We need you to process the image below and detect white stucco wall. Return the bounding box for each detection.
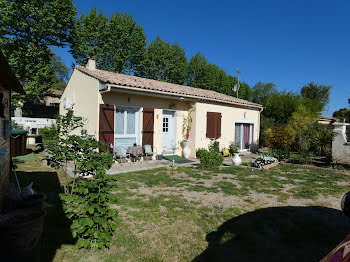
[194,102,261,152]
[332,123,350,164]
[59,69,100,136]
[99,90,191,156]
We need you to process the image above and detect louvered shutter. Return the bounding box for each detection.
[206,112,216,138]
[99,104,114,151]
[217,113,222,138]
[142,108,154,146]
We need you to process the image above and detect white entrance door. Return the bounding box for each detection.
[162,111,176,153]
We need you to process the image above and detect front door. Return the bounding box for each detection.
[235,123,253,150]
[162,111,176,153]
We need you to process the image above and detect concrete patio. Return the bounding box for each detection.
[106,151,257,175]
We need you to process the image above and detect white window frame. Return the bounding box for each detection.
[235,123,254,151]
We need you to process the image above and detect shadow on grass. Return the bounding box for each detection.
[193,206,350,262]
[15,171,76,262]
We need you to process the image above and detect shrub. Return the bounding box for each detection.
[40,124,58,144]
[198,150,223,170]
[228,141,240,155]
[196,148,207,158]
[241,162,252,167]
[267,149,290,161]
[208,140,220,153]
[45,112,116,249]
[252,155,278,168]
[291,153,313,164]
[264,126,296,151]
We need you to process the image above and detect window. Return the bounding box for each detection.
[206,112,221,139]
[235,123,253,150]
[163,117,169,132]
[346,126,350,142]
[115,108,139,151]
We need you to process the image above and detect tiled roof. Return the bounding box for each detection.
[76,65,262,109]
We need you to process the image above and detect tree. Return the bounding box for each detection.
[0,0,76,104]
[51,54,70,91]
[251,82,277,104]
[333,108,350,123]
[300,82,331,113]
[70,8,146,74]
[137,36,188,85]
[187,52,252,100]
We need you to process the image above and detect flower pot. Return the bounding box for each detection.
[182,140,191,158]
[232,153,242,166]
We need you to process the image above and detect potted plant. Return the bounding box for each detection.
[229,142,241,166]
[182,107,195,158]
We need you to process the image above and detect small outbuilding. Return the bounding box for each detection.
[0,49,25,210]
[60,59,263,157]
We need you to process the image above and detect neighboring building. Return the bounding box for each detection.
[317,115,338,125]
[332,122,350,164]
[60,59,263,157]
[0,49,25,210]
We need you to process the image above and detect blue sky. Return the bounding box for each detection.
[56,0,350,116]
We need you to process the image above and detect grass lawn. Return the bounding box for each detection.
[13,153,350,262]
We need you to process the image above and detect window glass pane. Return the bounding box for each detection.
[235,124,242,149]
[126,109,136,134]
[114,137,136,153]
[116,109,124,134]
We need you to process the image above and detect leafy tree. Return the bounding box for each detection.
[251,82,278,104]
[0,0,76,105]
[187,52,252,100]
[51,54,70,91]
[300,82,331,113]
[70,8,146,74]
[46,112,116,249]
[333,108,350,123]
[137,36,188,85]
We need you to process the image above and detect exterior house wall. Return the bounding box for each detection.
[0,85,11,211]
[60,69,100,136]
[194,102,260,151]
[332,123,350,164]
[98,91,191,156]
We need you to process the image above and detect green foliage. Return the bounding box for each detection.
[195,148,207,159]
[264,126,296,152]
[228,141,240,155]
[45,112,116,249]
[267,149,290,161]
[301,82,331,114]
[137,36,188,84]
[50,54,70,90]
[187,52,252,100]
[39,124,58,144]
[0,0,76,105]
[294,122,335,156]
[70,8,146,74]
[333,108,350,123]
[208,140,220,153]
[198,150,224,170]
[291,153,313,164]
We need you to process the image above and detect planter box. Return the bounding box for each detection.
[261,162,279,170]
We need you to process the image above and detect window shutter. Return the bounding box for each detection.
[206,112,216,138]
[217,113,221,139]
[99,104,115,152]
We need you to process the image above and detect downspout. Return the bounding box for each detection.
[258,107,264,150]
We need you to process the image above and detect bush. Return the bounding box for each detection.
[208,140,220,153]
[40,124,58,144]
[252,155,278,168]
[198,150,223,170]
[264,125,296,151]
[291,153,313,164]
[196,148,207,159]
[228,141,240,155]
[267,149,290,161]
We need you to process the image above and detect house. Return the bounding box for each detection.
[317,115,338,125]
[0,49,25,210]
[60,59,263,157]
[332,122,350,164]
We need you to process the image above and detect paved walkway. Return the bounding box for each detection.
[107,151,257,175]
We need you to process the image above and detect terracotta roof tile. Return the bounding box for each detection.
[76,65,262,109]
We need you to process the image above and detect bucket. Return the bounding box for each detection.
[0,208,46,260]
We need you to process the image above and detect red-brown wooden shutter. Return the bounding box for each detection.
[99,104,114,151]
[142,108,154,146]
[217,113,222,138]
[206,112,221,139]
[206,112,216,138]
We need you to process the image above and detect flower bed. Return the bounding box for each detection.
[252,155,279,169]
